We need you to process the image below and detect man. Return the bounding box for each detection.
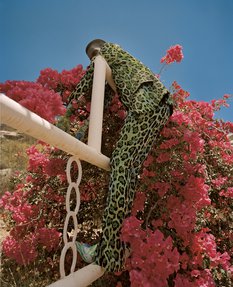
[69,39,173,272]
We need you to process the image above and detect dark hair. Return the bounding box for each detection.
[85,39,106,59]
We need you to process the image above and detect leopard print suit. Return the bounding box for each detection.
[68,42,173,272]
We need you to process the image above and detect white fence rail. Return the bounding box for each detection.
[0,55,116,286]
[0,93,110,171]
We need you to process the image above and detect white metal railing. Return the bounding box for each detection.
[0,94,110,171]
[0,55,116,287]
[88,56,116,152]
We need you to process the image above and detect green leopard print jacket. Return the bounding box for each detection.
[68,42,170,111]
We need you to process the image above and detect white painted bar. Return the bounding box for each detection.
[48,264,105,287]
[87,56,116,152]
[0,94,110,171]
[87,56,106,152]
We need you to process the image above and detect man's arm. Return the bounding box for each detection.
[68,59,95,103]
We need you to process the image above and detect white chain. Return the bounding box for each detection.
[60,156,82,278]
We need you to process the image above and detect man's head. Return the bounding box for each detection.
[85,39,106,60]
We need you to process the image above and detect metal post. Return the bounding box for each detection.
[87,55,116,153]
[87,56,106,152]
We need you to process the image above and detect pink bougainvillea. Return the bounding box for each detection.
[0,81,66,123]
[1,44,232,286]
[160,44,184,64]
[2,235,38,265]
[36,228,61,252]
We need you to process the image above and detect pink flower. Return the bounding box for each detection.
[143,155,154,167]
[37,65,85,91]
[156,152,171,163]
[180,176,211,210]
[120,216,145,244]
[131,192,146,215]
[168,198,196,245]
[62,90,71,102]
[151,181,171,197]
[195,269,216,287]
[211,98,230,111]
[151,218,163,228]
[174,274,196,287]
[170,111,191,126]
[219,187,233,198]
[141,168,156,178]
[86,101,91,112]
[0,81,65,123]
[195,101,214,120]
[161,126,182,138]
[129,270,150,287]
[12,203,38,224]
[44,158,66,176]
[71,99,79,109]
[212,176,228,189]
[161,44,184,64]
[191,229,231,271]
[179,252,190,270]
[171,81,190,104]
[36,228,61,252]
[36,68,60,90]
[191,270,201,278]
[126,229,180,287]
[26,145,49,174]
[183,130,205,159]
[159,138,180,149]
[2,235,38,265]
[117,109,127,120]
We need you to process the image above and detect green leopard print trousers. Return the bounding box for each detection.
[95,91,172,272]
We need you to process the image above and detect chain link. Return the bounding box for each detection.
[60,156,82,278]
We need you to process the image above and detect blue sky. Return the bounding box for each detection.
[1,0,232,122]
